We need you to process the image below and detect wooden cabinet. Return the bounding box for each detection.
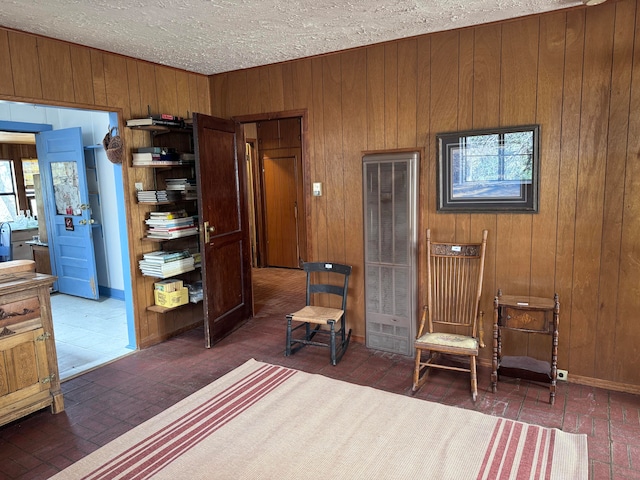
[491,291,560,405]
[0,270,63,426]
[28,242,52,275]
[11,228,38,261]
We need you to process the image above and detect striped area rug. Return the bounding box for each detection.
[53,359,588,479]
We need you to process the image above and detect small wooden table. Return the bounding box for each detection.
[492,291,560,405]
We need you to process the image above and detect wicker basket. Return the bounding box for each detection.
[102,127,123,164]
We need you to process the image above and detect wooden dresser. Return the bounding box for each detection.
[0,261,63,426]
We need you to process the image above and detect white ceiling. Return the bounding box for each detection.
[0,0,585,76]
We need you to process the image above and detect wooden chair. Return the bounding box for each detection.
[413,229,488,401]
[285,262,352,365]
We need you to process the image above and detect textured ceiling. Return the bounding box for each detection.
[0,0,584,75]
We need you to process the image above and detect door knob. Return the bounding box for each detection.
[204,221,216,243]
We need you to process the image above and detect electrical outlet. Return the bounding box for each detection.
[557,369,568,381]
[135,182,143,191]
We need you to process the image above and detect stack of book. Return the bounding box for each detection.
[165,178,197,200]
[132,151,180,166]
[138,250,195,278]
[145,210,198,239]
[127,114,184,128]
[136,190,181,203]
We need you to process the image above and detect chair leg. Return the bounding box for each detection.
[412,349,424,391]
[470,355,478,402]
[285,316,293,356]
[329,320,337,366]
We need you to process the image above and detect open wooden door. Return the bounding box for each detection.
[194,113,253,348]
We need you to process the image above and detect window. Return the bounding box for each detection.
[21,158,40,215]
[0,160,18,222]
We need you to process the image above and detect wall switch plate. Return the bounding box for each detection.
[135,182,143,191]
[557,369,568,381]
[312,182,322,196]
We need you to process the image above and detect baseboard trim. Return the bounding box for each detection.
[565,373,640,395]
[477,357,640,395]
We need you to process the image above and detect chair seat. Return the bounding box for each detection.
[415,332,478,354]
[290,305,344,325]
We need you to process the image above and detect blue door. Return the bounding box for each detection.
[36,127,99,299]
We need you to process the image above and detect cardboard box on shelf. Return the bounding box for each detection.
[154,287,188,308]
[154,279,184,292]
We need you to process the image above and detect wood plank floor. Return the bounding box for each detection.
[0,267,638,479]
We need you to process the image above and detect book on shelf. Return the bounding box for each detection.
[139,260,196,278]
[142,250,191,263]
[127,115,184,128]
[139,255,194,269]
[148,210,189,219]
[146,227,198,239]
[132,152,180,163]
[136,190,182,202]
[140,256,193,267]
[145,215,194,226]
[165,178,197,191]
[147,224,197,235]
[136,146,176,154]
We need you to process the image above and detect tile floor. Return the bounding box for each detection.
[0,268,638,479]
[50,293,133,380]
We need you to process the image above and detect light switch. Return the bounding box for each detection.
[135,182,143,191]
[312,182,322,196]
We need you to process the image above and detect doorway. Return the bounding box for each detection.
[0,99,135,379]
[241,115,307,270]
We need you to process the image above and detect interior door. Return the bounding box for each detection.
[263,155,299,268]
[194,113,253,348]
[36,127,99,299]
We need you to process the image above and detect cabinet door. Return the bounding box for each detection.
[0,328,51,410]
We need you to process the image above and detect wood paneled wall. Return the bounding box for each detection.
[210,0,640,390]
[0,28,211,348]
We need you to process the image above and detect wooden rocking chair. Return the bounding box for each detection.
[413,229,488,401]
[285,262,352,365]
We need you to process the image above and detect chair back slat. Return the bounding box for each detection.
[426,230,488,336]
[303,262,352,311]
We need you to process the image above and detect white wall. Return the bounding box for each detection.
[0,101,124,291]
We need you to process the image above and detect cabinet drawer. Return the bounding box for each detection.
[0,295,41,331]
[501,307,549,332]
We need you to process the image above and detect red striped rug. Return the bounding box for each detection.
[53,359,588,479]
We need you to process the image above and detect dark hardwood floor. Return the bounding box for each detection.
[0,267,638,479]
